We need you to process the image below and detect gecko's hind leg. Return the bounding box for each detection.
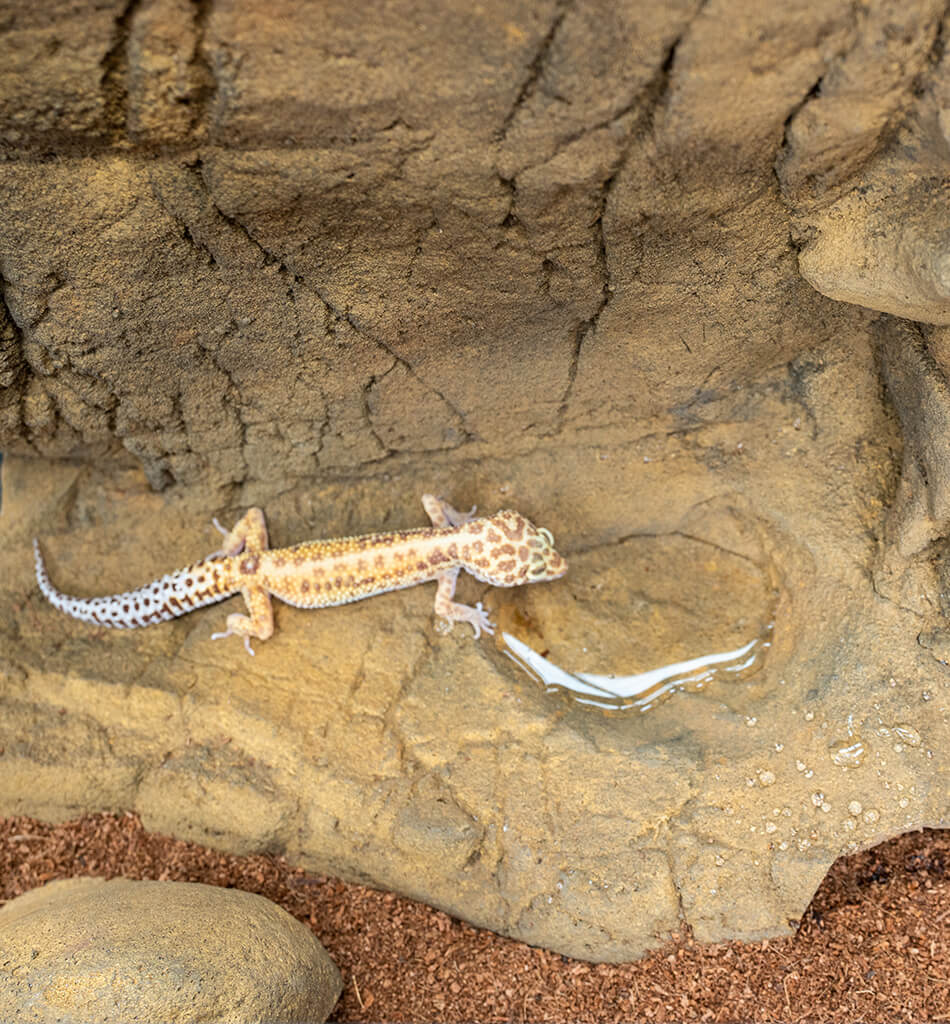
[211,585,274,655]
[421,494,477,529]
[211,507,270,558]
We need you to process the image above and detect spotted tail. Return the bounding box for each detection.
[33,540,240,630]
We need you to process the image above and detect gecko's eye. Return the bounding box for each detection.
[537,527,554,546]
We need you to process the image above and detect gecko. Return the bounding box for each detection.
[33,494,567,654]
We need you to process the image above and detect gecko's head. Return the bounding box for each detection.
[464,510,567,587]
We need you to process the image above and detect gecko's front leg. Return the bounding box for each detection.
[422,494,494,637]
[421,493,476,528]
[431,568,494,638]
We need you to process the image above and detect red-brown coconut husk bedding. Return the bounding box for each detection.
[1,812,947,1022]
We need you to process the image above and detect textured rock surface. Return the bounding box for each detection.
[0,877,341,1022]
[781,0,950,324]
[1,0,948,962]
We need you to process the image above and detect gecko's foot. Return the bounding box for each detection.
[423,494,478,528]
[210,628,256,656]
[447,502,478,526]
[437,601,494,639]
[208,518,229,558]
[469,601,495,639]
[210,515,248,558]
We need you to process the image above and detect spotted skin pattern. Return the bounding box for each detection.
[33,495,567,655]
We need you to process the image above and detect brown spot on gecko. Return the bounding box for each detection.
[486,530,502,543]
[473,540,483,554]
[498,543,515,556]
[519,545,529,561]
[301,580,310,592]
[499,516,526,541]
[468,521,484,534]
[240,555,259,574]
[496,559,516,572]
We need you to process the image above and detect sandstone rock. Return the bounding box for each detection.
[0,877,341,1023]
[0,0,864,486]
[796,175,950,326]
[782,3,950,325]
[0,0,948,965]
[2,329,947,962]
[877,322,950,557]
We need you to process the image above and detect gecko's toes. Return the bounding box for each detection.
[471,601,495,638]
[211,516,247,556]
[211,627,256,655]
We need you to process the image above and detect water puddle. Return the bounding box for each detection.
[495,517,778,714]
[502,626,772,713]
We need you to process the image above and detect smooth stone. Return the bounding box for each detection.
[0,877,341,1023]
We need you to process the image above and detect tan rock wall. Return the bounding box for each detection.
[1,0,948,962]
[6,0,936,488]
